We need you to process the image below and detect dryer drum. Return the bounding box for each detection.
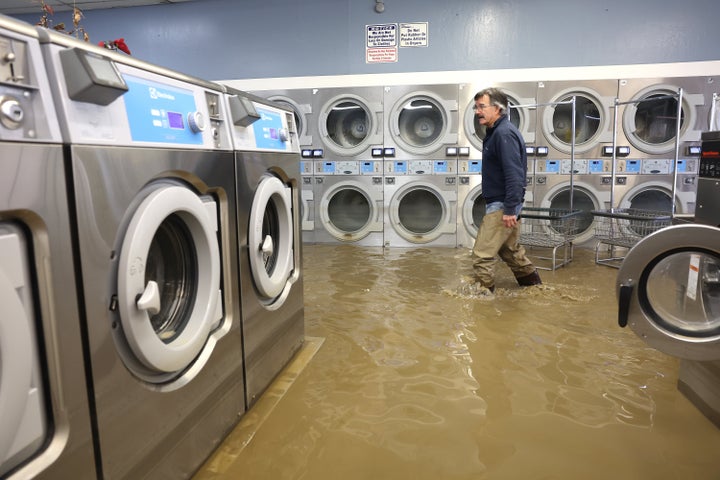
[398,188,443,234]
[327,188,371,233]
[398,99,444,147]
[327,101,369,148]
[552,95,601,146]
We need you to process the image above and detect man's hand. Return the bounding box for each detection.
[502,214,518,228]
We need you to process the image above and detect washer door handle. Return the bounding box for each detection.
[137,280,161,316]
[261,235,274,258]
[618,283,633,328]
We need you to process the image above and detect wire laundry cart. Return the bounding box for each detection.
[518,207,583,270]
[591,88,683,268]
[592,208,673,268]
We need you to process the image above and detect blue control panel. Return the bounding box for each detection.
[253,107,285,150]
[589,160,604,173]
[321,161,335,174]
[361,161,375,174]
[123,75,202,145]
[468,160,482,173]
[393,161,407,174]
[625,160,641,173]
[434,160,448,173]
[544,160,560,173]
[677,159,687,172]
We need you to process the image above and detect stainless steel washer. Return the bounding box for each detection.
[0,15,96,479]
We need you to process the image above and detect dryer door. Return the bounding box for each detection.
[249,174,295,307]
[117,185,222,375]
[0,227,46,476]
[617,224,720,361]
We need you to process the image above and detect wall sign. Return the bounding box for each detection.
[399,22,428,47]
[366,23,398,63]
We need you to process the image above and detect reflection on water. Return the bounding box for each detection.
[196,246,720,480]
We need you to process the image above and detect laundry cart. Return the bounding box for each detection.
[592,208,673,268]
[518,207,582,270]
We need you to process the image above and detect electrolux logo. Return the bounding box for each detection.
[148,86,176,101]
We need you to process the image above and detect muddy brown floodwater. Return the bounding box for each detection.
[196,245,720,480]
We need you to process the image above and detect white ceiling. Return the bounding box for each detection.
[0,0,197,15]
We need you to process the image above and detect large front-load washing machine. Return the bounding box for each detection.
[383,84,459,162]
[617,223,720,426]
[313,159,384,246]
[383,159,458,247]
[0,15,96,479]
[39,30,245,479]
[534,80,619,244]
[252,88,316,243]
[225,90,305,408]
[613,76,712,215]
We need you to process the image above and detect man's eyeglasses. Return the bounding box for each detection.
[474,104,495,111]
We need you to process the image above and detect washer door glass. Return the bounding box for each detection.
[552,94,600,147]
[326,100,370,149]
[249,175,294,305]
[633,93,683,145]
[398,187,443,234]
[644,251,720,336]
[328,187,371,233]
[398,97,445,148]
[118,186,221,375]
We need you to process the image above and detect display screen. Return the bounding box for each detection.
[167,112,184,129]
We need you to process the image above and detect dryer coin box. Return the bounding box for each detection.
[228,95,261,127]
[59,48,128,105]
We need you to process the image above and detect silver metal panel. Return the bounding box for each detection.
[678,359,720,428]
[383,159,458,248]
[0,145,97,480]
[70,147,244,479]
[613,77,714,214]
[235,150,305,407]
[313,160,384,246]
[383,84,459,162]
[312,86,384,159]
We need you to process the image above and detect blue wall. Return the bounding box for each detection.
[14,0,720,80]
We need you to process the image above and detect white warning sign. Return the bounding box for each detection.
[366,47,398,63]
[400,22,428,47]
[366,24,397,48]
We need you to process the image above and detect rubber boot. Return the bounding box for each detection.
[515,269,542,287]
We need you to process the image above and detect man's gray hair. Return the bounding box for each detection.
[474,87,508,113]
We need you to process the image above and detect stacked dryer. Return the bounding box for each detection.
[456,82,538,249]
[382,84,459,247]
[39,28,245,479]
[613,76,713,215]
[225,89,305,408]
[310,86,385,246]
[251,88,316,243]
[534,79,619,244]
[0,15,96,479]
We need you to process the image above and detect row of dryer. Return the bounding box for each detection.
[1,15,303,480]
[253,75,719,248]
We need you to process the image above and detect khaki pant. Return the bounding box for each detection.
[472,210,536,287]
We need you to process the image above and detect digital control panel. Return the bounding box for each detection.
[123,75,203,145]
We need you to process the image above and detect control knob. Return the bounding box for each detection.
[278,128,289,142]
[187,111,206,133]
[0,96,24,129]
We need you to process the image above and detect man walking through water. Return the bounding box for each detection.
[471,87,542,293]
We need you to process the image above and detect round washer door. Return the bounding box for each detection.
[249,174,295,305]
[617,224,720,361]
[319,180,382,242]
[389,91,455,155]
[541,87,612,154]
[0,228,45,474]
[118,185,221,374]
[389,181,456,243]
